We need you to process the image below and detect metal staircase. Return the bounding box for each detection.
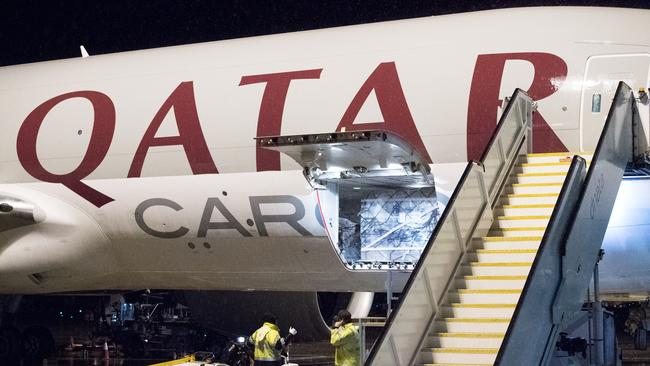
[365,82,642,366]
[422,151,591,365]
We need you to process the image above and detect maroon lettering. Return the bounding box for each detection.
[467,52,568,160]
[336,62,432,163]
[17,91,115,207]
[240,69,322,171]
[128,81,218,177]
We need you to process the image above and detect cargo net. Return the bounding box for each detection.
[338,187,439,264]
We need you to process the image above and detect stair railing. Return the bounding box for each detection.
[364,89,533,366]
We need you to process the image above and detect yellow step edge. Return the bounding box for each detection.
[436,332,505,338]
[515,172,568,177]
[429,348,499,354]
[481,236,543,241]
[450,303,517,308]
[463,275,527,280]
[474,249,537,254]
[501,203,555,208]
[525,151,592,157]
[511,182,563,187]
[457,289,522,294]
[521,161,571,167]
[491,227,546,231]
[520,160,591,167]
[505,193,559,198]
[468,262,533,267]
[497,215,551,220]
[443,318,511,323]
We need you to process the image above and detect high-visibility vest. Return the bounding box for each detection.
[251,322,282,361]
[331,323,360,366]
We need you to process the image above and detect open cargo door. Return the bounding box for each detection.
[256,130,438,269]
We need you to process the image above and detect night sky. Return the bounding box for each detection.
[1,0,649,67]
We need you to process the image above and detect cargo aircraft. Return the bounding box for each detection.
[0,5,649,357]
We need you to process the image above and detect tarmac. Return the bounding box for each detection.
[39,341,335,366]
[35,332,650,366]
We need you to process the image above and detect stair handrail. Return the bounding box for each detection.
[478,89,534,206]
[364,89,533,366]
[495,81,639,365]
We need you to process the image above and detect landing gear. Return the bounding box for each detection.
[0,326,22,365]
[21,325,55,363]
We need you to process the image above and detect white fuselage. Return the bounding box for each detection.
[0,7,648,295]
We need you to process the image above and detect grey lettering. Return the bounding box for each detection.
[198,197,252,237]
[249,195,312,236]
[135,198,189,238]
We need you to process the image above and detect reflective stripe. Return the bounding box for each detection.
[255,356,281,361]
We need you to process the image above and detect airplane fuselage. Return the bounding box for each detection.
[0,6,649,296]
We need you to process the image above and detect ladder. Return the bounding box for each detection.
[365,82,641,366]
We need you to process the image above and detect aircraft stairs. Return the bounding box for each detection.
[365,82,643,366]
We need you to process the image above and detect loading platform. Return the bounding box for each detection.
[365,82,643,365]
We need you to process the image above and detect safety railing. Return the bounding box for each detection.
[358,317,387,362]
[495,81,639,365]
[364,89,533,366]
[480,89,534,207]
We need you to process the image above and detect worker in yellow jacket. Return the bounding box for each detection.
[330,309,360,366]
[249,312,297,366]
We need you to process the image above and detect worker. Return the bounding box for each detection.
[330,309,360,366]
[249,312,297,366]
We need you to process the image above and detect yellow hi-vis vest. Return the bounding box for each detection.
[331,322,360,366]
[251,322,282,361]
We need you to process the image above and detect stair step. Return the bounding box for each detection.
[497,203,555,216]
[500,193,559,205]
[488,227,546,237]
[443,303,517,318]
[434,317,511,333]
[508,182,563,194]
[520,151,592,164]
[429,332,505,349]
[423,347,499,364]
[468,249,537,262]
[457,275,527,290]
[451,289,522,304]
[494,215,551,228]
[473,236,542,250]
[510,171,567,184]
[462,262,533,276]
[516,161,573,173]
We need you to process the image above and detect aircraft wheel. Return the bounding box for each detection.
[635,328,647,350]
[0,325,22,364]
[21,325,55,362]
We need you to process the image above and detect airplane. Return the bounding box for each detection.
[0,5,649,358]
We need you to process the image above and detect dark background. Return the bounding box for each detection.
[1,0,649,67]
